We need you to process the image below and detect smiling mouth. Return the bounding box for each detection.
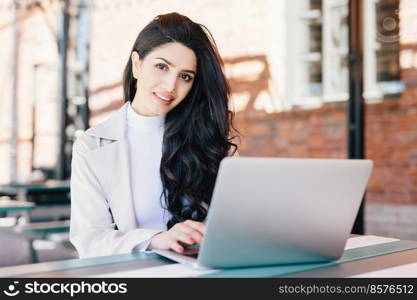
[153,92,175,103]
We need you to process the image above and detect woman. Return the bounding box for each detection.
[70,12,238,258]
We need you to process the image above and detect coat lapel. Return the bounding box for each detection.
[85,103,138,232]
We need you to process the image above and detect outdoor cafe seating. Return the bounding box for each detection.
[0,180,77,266]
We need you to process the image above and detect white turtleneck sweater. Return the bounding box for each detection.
[127,104,171,232]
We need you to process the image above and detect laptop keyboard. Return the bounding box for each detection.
[182,247,199,258]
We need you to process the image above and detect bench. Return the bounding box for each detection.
[13,220,71,263]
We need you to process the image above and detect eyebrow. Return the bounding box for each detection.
[155,57,196,75]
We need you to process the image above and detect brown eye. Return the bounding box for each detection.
[155,63,168,71]
[181,74,193,82]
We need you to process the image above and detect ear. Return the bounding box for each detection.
[131,51,141,79]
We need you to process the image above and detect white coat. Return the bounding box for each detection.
[70,103,162,258]
[70,102,237,258]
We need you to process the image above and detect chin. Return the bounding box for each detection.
[157,103,177,114]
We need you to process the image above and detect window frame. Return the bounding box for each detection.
[286,0,403,109]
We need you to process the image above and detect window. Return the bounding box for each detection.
[286,0,403,109]
[364,0,403,101]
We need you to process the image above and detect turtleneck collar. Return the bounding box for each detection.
[127,103,166,133]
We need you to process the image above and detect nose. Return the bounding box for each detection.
[162,73,177,94]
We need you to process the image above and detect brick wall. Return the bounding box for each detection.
[235,103,347,158]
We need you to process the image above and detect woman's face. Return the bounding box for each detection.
[131,42,197,116]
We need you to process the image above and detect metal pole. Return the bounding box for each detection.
[57,0,70,180]
[31,64,39,172]
[77,0,90,129]
[10,0,20,183]
[348,0,365,234]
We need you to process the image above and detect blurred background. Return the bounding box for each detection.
[0,0,416,267]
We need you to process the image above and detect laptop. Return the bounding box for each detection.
[154,157,373,269]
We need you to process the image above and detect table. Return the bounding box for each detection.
[0,181,71,264]
[0,197,35,224]
[0,235,416,278]
[0,180,70,205]
[0,180,70,223]
[0,198,35,214]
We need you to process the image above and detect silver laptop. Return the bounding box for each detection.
[154,157,373,269]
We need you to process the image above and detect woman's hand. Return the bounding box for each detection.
[149,220,205,253]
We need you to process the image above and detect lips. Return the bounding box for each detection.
[153,92,175,103]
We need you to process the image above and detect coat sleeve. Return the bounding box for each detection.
[69,136,161,258]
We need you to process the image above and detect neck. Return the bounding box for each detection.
[127,102,165,132]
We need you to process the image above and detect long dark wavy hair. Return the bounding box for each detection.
[122,12,238,229]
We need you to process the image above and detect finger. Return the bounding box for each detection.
[174,224,204,243]
[184,220,206,235]
[170,240,184,253]
[171,229,196,245]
